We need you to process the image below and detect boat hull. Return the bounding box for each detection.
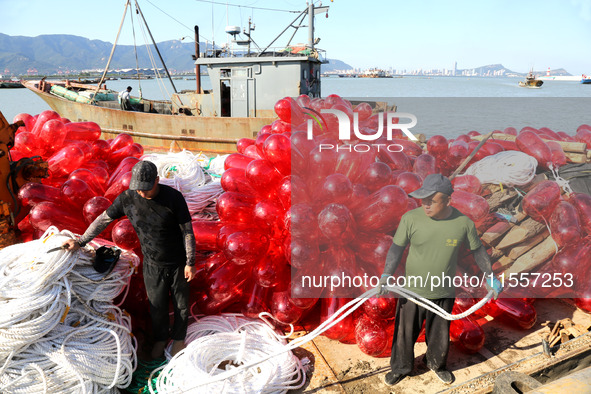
[0,81,24,89]
[518,80,543,88]
[24,81,275,154]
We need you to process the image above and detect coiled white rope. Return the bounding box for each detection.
[0,227,138,394]
[208,154,230,177]
[150,287,493,393]
[183,182,224,219]
[142,151,224,218]
[464,151,538,186]
[151,315,305,394]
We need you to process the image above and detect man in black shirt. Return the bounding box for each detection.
[63,160,196,359]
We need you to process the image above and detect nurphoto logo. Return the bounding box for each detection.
[305,109,418,152]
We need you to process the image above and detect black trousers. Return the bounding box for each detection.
[143,262,190,342]
[390,297,455,374]
[120,100,132,111]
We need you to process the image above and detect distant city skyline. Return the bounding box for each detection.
[1,0,589,75]
[324,63,572,77]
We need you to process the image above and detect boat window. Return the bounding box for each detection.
[220,69,231,78]
[233,68,248,77]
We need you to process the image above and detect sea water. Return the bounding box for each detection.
[1,76,589,139]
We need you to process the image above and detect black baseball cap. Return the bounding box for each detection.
[129,161,158,191]
[409,173,454,199]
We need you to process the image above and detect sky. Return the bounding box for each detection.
[1,0,590,75]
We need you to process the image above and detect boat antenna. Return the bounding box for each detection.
[226,2,230,53]
[243,17,263,54]
[93,0,131,99]
[211,3,215,55]
[134,0,178,93]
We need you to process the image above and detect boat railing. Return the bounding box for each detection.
[202,46,326,62]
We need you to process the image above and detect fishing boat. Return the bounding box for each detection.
[518,69,543,88]
[359,68,392,78]
[582,74,591,84]
[23,1,337,155]
[0,80,24,89]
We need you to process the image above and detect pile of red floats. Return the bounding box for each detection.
[185,94,546,357]
[13,100,591,358]
[12,110,143,253]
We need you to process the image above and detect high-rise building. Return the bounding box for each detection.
[453,61,457,76]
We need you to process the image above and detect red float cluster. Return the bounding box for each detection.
[13,110,143,248]
[187,95,556,357]
[520,181,591,307]
[14,105,591,358]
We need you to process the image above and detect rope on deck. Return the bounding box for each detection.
[148,289,493,393]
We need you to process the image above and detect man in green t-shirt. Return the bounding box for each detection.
[377,173,502,386]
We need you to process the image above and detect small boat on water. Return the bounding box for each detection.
[518,69,543,88]
[0,80,24,89]
[581,74,591,84]
[359,68,392,78]
[24,1,356,155]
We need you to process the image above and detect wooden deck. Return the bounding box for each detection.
[291,298,591,393]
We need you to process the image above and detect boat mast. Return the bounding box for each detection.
[258,7,308,56]
[308,2,314,50]
[195,26,201,93]
[134,0,178,93]
[92,0,131,99]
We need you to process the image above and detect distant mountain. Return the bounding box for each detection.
[0,33,211,75]
[536,68,571,76]
[459,63,572,77]
[322,58,353,72]
[0,33,352,75]
[0,34,572,78]
[468,63,511,75]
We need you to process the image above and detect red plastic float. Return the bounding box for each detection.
[450,190,489,222]
[549,201,582,247]
[522,180,561,223]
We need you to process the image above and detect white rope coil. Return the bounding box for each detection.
[464,151,538,186]
[208,154,229,177]
[182,182,224,219]
[149,288,492,393]
[0,227,138,394]
[151,314,305,394]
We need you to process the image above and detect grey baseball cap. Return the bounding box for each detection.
[409,173,454,199]
[129,161,158,191]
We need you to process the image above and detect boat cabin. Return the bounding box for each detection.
[172,50,323,118]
